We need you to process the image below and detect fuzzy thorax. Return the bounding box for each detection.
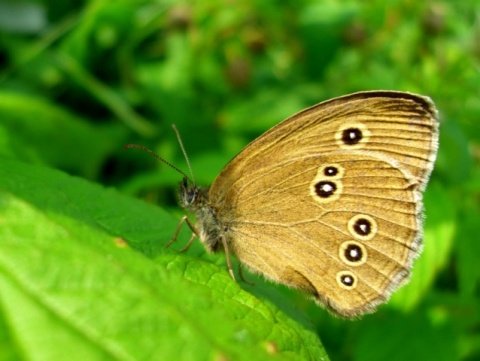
[179,177,225,253]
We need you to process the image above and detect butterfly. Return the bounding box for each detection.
[127,91,439,317]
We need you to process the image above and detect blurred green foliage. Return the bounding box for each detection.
[0,0,479,360]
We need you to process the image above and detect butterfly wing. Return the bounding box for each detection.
[208,91,439,317]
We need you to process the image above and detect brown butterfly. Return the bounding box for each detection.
[127,91,439,317]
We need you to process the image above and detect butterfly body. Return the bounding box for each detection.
[179,91,439,317]
[179,178,223,253]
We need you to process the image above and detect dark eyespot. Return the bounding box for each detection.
[342,127,363,145]
[344,244,363,263]
[324,166,338,177]
[340,274,354,287]
[315,181,336,198]
[353,217,372,236]
[348,215,377,241]
[337,271,358,289]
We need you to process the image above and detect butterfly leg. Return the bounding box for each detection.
[165,215,200,248]
[179,233,197,252]
[221,235,236,281]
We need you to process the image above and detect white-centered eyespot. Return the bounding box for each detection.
[310,179,343,203]
[335,122,371,149]
[339,241,367,266]
[319,163,344,179]
[347,214,378,241]
[336,271,358,290]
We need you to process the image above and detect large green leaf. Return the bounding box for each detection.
[0,158,328,361]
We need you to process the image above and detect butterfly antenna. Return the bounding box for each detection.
[123,144,192,181]
[171,124,196,185]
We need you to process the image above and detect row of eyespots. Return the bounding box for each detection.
[332,122,374,290]
[309,122,374,290]
[310,161,378,290]
[311,121,369,203]
[337,210,378,289]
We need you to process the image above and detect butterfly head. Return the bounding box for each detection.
[179,176,208,212]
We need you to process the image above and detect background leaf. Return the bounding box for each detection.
[0,158,327,361]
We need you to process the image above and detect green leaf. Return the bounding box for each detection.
[0,158,328,361]
[354,312,458,361]
[0,91,122,178]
